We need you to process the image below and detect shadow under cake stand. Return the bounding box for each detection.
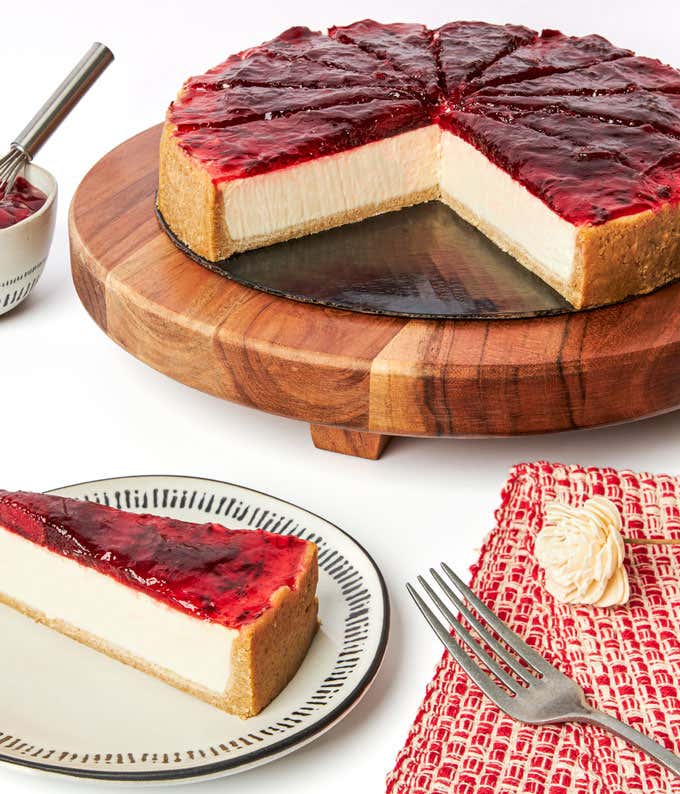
[69,125,680,459]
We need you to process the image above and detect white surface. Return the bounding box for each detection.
[1,0,679,791]
[224,126,439,240]
[439,131,578,284]
[0,525,237,693]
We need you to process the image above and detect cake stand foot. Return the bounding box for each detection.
[310,425,392,460]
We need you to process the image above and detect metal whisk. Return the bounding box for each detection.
[0,43,114,197]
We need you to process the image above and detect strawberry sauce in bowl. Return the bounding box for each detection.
[0,163,57,315]
[0,177,48,230]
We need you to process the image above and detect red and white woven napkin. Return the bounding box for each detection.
[387,461,680,794]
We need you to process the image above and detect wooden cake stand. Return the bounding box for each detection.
[69,126,680,459]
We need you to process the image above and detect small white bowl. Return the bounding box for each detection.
[0,163,57,315]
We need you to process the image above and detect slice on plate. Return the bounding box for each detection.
[0,489,318,718]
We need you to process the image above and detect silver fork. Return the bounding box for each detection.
[407,562,680,778]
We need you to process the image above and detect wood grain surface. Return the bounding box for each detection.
[69,125,680,458]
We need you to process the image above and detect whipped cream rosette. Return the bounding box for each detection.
[535,496,630,607]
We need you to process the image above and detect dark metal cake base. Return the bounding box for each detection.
[157,200,574,320]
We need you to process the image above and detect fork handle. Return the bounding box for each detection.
[582,709,680,777]
[11,43,114,159]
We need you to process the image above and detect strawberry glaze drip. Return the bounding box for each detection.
[169,20,680,226]
[0,177,47,230]
[0,490,310,629]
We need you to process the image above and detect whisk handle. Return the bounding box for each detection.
[12,42,114,159]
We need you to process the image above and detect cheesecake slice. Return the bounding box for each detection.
[158,20,680,309]
[433,20,536,101]
[437,110,680,307]
[0,490,318,718]
[464,29,632,91]
[329,20,440,102]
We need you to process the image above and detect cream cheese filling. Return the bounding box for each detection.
[221,125,441,241]
[438,131,579,284]
[0,525,237,693]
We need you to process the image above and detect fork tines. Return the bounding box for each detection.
[407,563,553,709]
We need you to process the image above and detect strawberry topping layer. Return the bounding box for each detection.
[168,20,680,226]
[0,177,47,230]
[0,490,311,629]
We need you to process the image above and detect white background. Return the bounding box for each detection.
[2,0,679,791]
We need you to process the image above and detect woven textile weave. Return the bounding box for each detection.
[387,461,680,794]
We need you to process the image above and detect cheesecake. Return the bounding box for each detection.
[157,21,680,309]
[0,489,318,718]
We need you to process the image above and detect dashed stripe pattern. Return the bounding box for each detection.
[0,485,375,771]
[1,260,45,310]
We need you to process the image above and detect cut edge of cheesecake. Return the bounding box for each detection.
[442,186,680,309]
[0,519,319,719]
[437,131,680,309]
[157,120,680,310]
[157,122,441,263]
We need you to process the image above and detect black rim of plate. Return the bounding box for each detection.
[0,474,390,782]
